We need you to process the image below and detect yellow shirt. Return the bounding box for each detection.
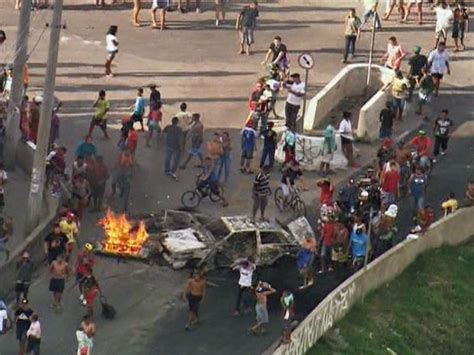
[95,99,110,120]
[391,77,407,99]
[441,198,458,216]
[60,220,79,243]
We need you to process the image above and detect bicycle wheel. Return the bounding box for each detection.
[293,198,306,218]
[274,187,286,212]
[209,185,223,202]
[181,190,201,208]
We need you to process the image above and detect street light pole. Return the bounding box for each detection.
[366,13,377,86]
[26,0,64,235]
[299,68,309,133]
[4,0,32,170]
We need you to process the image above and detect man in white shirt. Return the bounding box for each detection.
[231,256,256,316]
[174,102,193,150]
[338,111,358,168]
[428,41,451,97]
[284,73,306,129]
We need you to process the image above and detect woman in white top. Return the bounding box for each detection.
[105,26,119,78]
[26,313,41,355]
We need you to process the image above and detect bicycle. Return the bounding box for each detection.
[274,185,307,217]
[181,171,224,208]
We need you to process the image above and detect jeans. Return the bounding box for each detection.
[218,152,231,183]
[433,136,449,156]
[260,145,276,168]
[285,102,300,128]
[164,147,181,174]
[413,195,425,211]
[235,286,252,313]
[362,8,382,29]
[344,35,357,61]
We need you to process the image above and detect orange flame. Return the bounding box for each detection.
[98,209,149,256]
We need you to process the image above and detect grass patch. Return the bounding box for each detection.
[308,239,474,355]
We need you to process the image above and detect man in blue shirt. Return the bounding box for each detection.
[350,223,368,272]
[129,88,145,131]
[75,136,97,159]
[409,166,427,214]
[240,122,257,174]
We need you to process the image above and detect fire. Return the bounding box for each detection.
[98,209,149,256]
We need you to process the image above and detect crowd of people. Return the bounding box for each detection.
[0,0,473,353]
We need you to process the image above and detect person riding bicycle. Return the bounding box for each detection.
[198,157,229,207]
[280,160,308,202]
[261,36,290,79]
[409,130,433,170]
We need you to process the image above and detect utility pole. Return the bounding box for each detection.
[26,0,64,235]
[4,0,32,170]
[366,13,377,86]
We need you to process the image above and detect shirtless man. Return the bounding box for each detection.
[49,254,70,312]
[183,271,207,330]
[250,281,276,336]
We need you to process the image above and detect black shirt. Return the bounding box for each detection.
[262,129,278,149]
[269,43,287,62]
[163,124,183,150]
[15,307,33,334]
[434,118,453,137]
[149,90,161,110]
[379,108,395,129]
[44,232,68,260]
[281,167,302,185]
[408,54,428,77]
[240,8,259,28]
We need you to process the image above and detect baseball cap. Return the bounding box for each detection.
[85,243,94,252]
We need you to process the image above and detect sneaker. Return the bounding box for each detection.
[441,151,446,156]
[215,19,219,26]
[169,173,178,180]
[79,294,84,301]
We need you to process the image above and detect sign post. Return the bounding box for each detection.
[297,53,314,133]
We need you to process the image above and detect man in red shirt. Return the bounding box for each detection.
[76,243,96,303]
[319,212,336,273]
[381,160,400,206]
[409,130,433,171]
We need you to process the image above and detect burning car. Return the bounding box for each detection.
[96,209,315,270]
[160,215,315,269]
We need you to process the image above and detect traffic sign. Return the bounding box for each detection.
[298,53,314,70]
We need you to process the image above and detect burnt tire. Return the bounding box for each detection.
[181,190,201,208]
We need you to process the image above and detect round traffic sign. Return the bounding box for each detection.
[298,53,314,70]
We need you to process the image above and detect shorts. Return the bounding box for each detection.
[190,146,203,156]
[85,288,99,307]
[241,149,253,159]
[381,190,396,206]
[239,27,255,46]
[409,0,423,3]
[187,293,202,314]
[107,50,118,60]
[131,112,143,123]
[431,72,443,80]
[255,303,269,324]
[435,28,448,39]
[49,278,65,293]
[15,281,30,297]
[215,0,226,5]
[148,120,158,129]
[152,0,168,10]
[16,327,28,343]
[91,116,107,129]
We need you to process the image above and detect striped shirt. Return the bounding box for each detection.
[254,172,270,196]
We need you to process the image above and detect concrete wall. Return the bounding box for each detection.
[0,195,59,300]
[271,206,474,355]
[16,140,36,175]
[303,64,393,132]
[357,83,391,142]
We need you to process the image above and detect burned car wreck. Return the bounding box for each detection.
[96,209,314,270]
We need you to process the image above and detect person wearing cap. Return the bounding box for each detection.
[16,252,34,304]
[283,73,305,129]
[76,243,96,302]
[408,46,428,101]
[15,298,34,353]
[374,204,398,256]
